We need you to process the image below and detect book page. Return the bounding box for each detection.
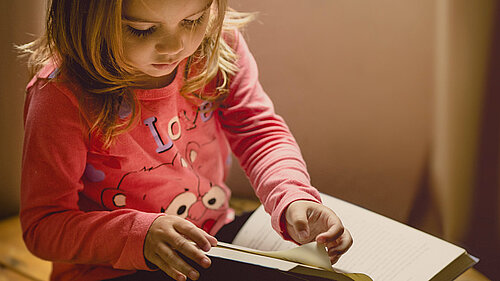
[233,193,470,281]
[208,242,372,281]
[216,241,334,271]
[207,245,298,271]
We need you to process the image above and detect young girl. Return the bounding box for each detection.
[19,0,352,280]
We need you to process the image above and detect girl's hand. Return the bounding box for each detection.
[144,215,218,281]
[285,200,353,264]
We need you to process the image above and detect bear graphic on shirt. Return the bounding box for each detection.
[96,140,229,234]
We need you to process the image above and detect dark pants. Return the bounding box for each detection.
[105,213,330,281]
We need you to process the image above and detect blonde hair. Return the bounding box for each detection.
[19,0,254,148]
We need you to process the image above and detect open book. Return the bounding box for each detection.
[207,193,478,281]
[208,240,371,281]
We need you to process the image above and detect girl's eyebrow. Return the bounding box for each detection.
[122,0,213,23]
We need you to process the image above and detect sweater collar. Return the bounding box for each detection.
[133,59,187,100]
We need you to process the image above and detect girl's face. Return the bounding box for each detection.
[122,0,213,87]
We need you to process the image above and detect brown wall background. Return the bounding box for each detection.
[1,0,498,278]
[227,0,434,225]
[226,0,499,278]
[0,1,45,218]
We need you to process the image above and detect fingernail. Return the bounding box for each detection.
[202,257,211,267]
[189,271,199,280]
[317,237,326,244]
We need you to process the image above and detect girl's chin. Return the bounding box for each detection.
[136,68,178,89]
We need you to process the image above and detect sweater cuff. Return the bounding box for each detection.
[114,212,165,270]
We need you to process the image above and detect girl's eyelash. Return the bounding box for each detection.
[181,12,206,28]
[126,26,156,38]
[125,11,207,37]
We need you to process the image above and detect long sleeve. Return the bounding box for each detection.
[218,34,322,237]
[20,78,161,271]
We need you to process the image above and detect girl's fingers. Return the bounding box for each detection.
[316,222,344,244]
[149,252,188,281]
[166,229,212,269]
[328,246,346,256]
[175,221,216,251]
[156,243,200,280]
[340,229,353,253]
[330,255,341,265]
[204,231,218,247]
[144,216,215,279]
[327,247,344,265]
[326,230,353,263]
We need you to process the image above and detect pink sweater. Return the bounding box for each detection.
[20,33,321,281]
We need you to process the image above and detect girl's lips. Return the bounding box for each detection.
[152,61,178,70]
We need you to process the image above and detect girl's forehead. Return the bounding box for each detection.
[122,0,213,23]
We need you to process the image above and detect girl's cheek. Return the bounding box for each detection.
[124,41,150,57]
[192,30,208,49]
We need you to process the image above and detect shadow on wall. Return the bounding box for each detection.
[467,3,500,277]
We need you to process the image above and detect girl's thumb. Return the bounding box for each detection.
[289,207,310,242]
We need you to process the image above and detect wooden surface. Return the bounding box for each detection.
[0,216,51,281]
[0,266,33,281]
[0,199,491,281]
[456,268,491,281]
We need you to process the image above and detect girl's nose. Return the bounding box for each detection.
[155,32,183,56]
